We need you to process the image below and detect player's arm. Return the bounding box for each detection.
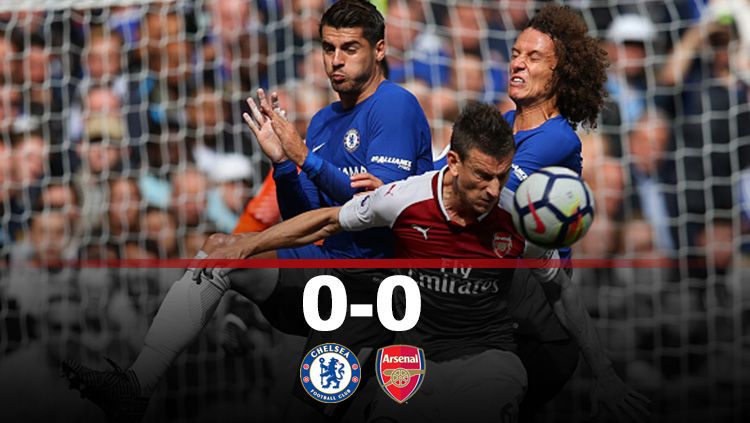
[273,160,321,219]
[209,186,392,259]
[260,97,360,205]
[243,206,344,257]
[244,89,321,218]
[526,246,650,422]
[267,90,430,205]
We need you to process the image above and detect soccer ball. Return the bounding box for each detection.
[510,166,595,248]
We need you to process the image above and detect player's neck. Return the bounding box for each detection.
[513,98,559,132]
[339,73,385,110]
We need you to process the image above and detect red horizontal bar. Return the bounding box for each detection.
[3,257,697,269]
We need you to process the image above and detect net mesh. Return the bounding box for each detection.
[0,0,748,421]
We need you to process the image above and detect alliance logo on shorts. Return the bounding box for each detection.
[343,128,360,152]
[376,345,426,403]
[300,343,361,403]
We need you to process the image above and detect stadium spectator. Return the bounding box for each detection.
[169,167,209,229]
[6,205,79,317]
[450,53,487,103]
[69,83,124,146]
[601,14,658,156]
[399,79,458,167]
[206,153,254,234]
[5,129,47,241]
[143,207,178,259]
[385,0,449,86]
[295,45,331,91]
[622,108,678,253]
[669,14,749,245]
[442,2,507,103]
[126,4,194,153]
[107,177,141,242]
[82,24,126,93]
[74,115,127,233]
[204,0,268,90]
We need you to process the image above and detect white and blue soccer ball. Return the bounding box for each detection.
[510,166,595,248]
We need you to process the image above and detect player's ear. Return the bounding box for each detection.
[374,39,385,62]
[447,151,460,176]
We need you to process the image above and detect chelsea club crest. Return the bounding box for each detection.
[300,343,361,403]
[343,128,360,152]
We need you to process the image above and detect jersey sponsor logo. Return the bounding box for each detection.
[300,343,361,404]
[527,192,546,234]
[312,142,326,153]
[511,163,528,181]
[492,233,513,258]
[407,269,501,295]
[344,129,360,152]
[340,165,368,177]
[370,155,413,171]
[411,224,431,240]
[376,345,426,403]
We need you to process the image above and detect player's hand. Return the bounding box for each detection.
[260,95,308,166]
[243,90,287,163]
[350,172,383,192]
[193,234,256,283]
[590,367,651,423]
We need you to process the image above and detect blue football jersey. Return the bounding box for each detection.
[274,80,433,258]
[500,110,582,260]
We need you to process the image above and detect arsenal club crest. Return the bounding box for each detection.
[376,345,426,403]
[492,232,513,258]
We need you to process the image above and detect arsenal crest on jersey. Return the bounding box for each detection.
[492,232,513,258]
[376,345,426,403]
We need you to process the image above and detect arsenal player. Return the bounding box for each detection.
[205,102,648,422]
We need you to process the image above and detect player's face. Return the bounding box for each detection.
[508,28,558,107]
[321,26,385,96]
[449,148,512,216]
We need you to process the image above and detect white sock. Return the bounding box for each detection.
[129,251,230,396]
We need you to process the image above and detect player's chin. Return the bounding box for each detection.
[474,202,492,215]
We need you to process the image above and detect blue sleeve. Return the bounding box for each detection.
[303,93,431,204]
[363,94,432,184]
[506,128,581,192]
[273,160,321,219]
[300,151,358,205]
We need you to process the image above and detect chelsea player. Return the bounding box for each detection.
[63,1,431,421]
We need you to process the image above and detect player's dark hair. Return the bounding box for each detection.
[525,4,609,130]
[319,0,385,47]
[451,102,515,161]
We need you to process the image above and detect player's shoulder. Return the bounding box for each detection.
[374,170,436,205]
[370,80,422,111]
[543,116,580,144]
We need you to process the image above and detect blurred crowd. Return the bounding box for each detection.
[0,0,749,421]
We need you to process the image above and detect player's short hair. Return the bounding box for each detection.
[525,4,609,130]
[319,0,385,47]
[450,102,515,162]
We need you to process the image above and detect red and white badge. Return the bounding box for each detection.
[375,345,426,403]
